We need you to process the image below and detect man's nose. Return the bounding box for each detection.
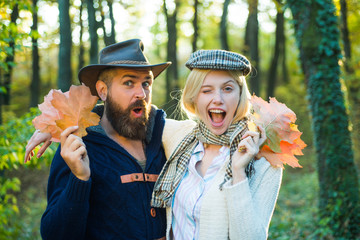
[135,86,146,99]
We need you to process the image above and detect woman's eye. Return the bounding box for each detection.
[201,87,212,93]
[224,87,233,92]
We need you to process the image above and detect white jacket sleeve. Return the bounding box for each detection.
[223,158,283,240]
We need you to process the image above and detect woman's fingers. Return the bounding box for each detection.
[241,125,267,148]
[257,125,267,145]
[242,131,260,144]
[36,140,52,158]
[238,136,259,155]
[24,131,52,163]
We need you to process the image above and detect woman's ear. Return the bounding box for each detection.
[96,80,108,101]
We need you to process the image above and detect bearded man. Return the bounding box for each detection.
[40,39,171,240]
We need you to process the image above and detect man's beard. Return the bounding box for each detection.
[105,94,150,140]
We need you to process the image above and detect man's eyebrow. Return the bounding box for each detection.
[121,74,153,80]
[121,74,138,79]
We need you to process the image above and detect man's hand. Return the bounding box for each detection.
[60,126,90,181]
[25,130,52,163]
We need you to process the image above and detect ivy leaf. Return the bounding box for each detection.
[250,95,306,168]
[33,85,100,142]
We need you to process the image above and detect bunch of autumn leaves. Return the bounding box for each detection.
[32,85,306,168]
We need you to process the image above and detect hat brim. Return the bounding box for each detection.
[78,62,171,97]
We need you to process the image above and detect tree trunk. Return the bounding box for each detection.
[340,0,359,174]
[243,0,259,95]
[58,0,72,91]
[30,0,40,108]
[100,4,111,46]
[78,0,85,72]
[87,0,99,64]
[220,0,230,50]
[107,0,116,45]
[192,0,199,52]
[340,0,351,72]
[266,1,284,98]
[287,0,360,238]
[163,0,179,119]
[0,70,3,125]
[3,4,19,105]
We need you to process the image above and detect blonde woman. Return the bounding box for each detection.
[152,50,282,240]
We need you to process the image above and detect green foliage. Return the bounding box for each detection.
[269,158,323,239]
[0,108,57,238]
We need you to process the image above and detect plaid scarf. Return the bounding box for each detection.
[151,118,253,208]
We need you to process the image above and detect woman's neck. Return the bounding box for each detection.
[196,143,222,177]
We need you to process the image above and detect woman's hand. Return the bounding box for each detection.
[24,130,52,163]
[60,126,90,181]
[231,126,266,184]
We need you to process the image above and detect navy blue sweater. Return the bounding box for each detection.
[41,110,167,240]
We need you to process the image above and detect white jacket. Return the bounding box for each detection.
[162,119,283,240]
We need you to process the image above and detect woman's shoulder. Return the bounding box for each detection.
[163,119,196,139]
[164,118,196,129]
[162,119,197,159]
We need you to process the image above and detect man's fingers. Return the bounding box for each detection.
[69,138,85,152]
[73,146,87,160]
[60,126,79,145]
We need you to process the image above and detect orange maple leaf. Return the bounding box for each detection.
[250,95,306,168]
[32,89,66,142]
[33,85,100,142]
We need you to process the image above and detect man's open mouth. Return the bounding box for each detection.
[132,107,144,117]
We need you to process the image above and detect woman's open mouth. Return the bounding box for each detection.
[208,109,226,127]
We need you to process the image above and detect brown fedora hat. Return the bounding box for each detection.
[78,39,171,97]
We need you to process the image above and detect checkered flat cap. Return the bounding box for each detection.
[185,49,251,76]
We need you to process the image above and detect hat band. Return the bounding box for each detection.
[106,60,150,65]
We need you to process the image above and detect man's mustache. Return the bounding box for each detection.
[128,100,147,110]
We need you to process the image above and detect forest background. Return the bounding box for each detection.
[0,0,359,239]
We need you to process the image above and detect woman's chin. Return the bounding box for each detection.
[207,120,228,136]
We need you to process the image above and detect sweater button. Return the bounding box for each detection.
[150,208,156,217]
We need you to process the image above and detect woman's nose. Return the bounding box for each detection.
[212,91,223,104]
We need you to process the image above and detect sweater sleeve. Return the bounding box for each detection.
[40,147,92,240]
[223,158,282,240]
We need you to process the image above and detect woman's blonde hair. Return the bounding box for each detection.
[180,69,251,122]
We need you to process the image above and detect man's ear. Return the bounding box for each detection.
[96,80,108,101]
